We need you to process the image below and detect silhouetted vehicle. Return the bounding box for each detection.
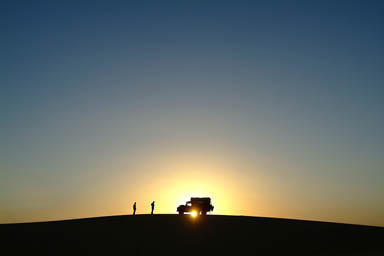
[177,197,214,215]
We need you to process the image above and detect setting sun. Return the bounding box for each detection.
[191,211,198,218]
[125,155,261,216]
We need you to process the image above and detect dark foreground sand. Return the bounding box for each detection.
[1,214,383,255]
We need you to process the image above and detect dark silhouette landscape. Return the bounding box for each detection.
[3,3,384,256]
[1,214,383,256]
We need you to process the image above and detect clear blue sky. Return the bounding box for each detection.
[1,0,384,225]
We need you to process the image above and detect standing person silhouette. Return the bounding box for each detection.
[151,201,155,215]
[133,202,136,215]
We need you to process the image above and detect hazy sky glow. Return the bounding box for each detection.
[2,0,384,226]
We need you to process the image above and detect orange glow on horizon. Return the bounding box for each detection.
[114,155,269,217]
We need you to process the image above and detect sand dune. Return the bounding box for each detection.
[1,214,383,255]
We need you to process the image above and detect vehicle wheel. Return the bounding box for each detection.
[178,211,184,215]
[201,211,206,216]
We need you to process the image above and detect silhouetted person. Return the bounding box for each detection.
[151,201,155,215]
[133,202,136,215]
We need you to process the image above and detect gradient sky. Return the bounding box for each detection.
[1,0,384,226]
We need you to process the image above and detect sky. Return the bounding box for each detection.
[1,0,384,226]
